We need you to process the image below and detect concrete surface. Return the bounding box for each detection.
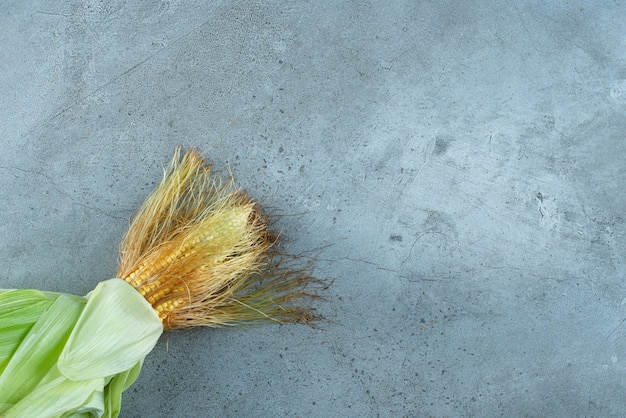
[1,1,625,416]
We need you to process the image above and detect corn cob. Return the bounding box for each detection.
[0,148,319,417]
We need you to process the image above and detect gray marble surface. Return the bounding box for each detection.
[1,1,625,416]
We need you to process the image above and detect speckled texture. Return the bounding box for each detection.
[1,1,625,416]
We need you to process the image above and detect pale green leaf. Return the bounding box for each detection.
[58,279,162,381]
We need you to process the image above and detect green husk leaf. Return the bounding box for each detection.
[0,294,85,408]
[0,301,56,373]
[0,282,158,417]
[0,289,56,316]
[57,279,162,381]
[0,290,64,373]
[1,370,104,418]
[103,361,143,418]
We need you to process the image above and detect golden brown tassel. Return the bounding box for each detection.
[116,147,319,330]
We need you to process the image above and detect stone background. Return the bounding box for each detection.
[1,1,625,416]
